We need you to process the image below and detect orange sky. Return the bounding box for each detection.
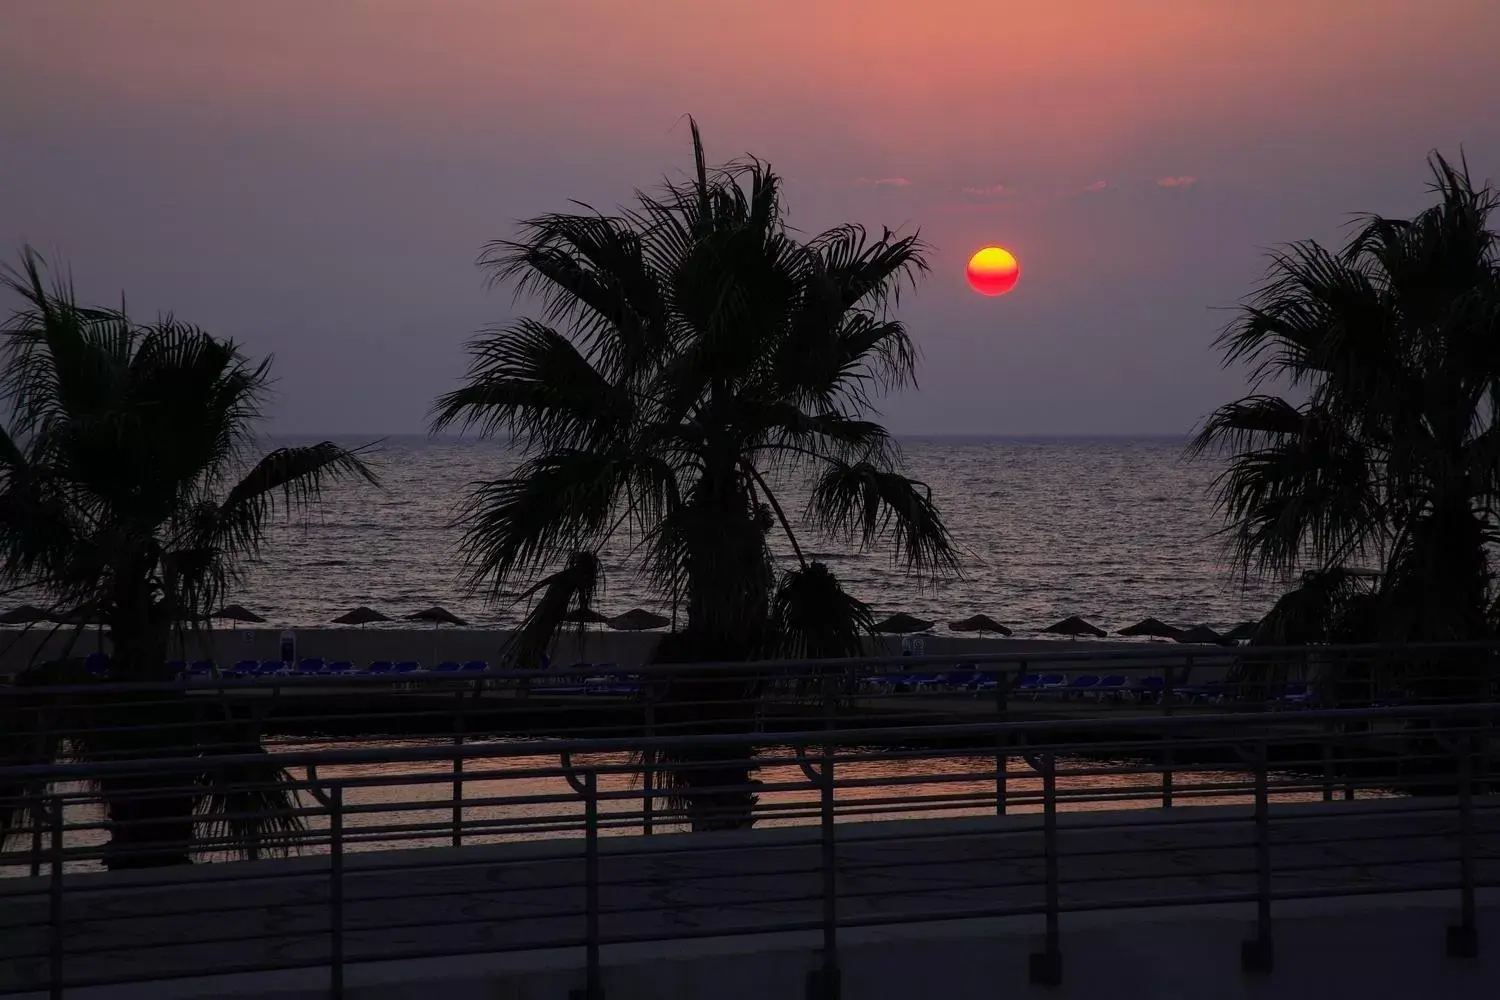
[4,0,1499,433]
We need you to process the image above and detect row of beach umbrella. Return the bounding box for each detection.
[0,603,674,632]
[870,612,1260,645]
[3,603,1256,644]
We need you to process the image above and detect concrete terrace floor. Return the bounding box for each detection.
[2,796,1497,997]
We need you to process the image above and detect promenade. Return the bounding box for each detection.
[1,796,1496,997]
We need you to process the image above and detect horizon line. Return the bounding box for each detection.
[262,431,1194,442]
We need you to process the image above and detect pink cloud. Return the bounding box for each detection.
[853,176,910,188]
[1082,180,1109,192]
[1157,176,1197,188]
[960,183,1010,197]
[933,201,1015,214]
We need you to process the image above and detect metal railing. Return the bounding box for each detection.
[0,701,1497,996]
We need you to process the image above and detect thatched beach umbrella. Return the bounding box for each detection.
[1042,615,1106,638]
[407,606,469,663]
[947,614,1012,636]
[561,607,610,626]
[331,606,389,626]
[872,612,935,634]
[0,604,54,625]
[1175,624,1228,645]
[608,608,670,631]
[1118,617,1181,639]
[214,604,268,624]
[408,607,468,627]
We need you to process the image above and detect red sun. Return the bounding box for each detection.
[966,246,1020,296]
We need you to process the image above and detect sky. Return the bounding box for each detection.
[3,0,1499,436]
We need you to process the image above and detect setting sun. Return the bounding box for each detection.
[966,246,1020,296]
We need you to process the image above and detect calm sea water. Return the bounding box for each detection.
[241,436,1280,633]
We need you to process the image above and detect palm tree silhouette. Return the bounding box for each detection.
[1193,153,1500,672]
[0,249,377,866]
[434,121,958,828]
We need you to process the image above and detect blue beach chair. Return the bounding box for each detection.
[1097,675,1128,698]
[1067,674,1100,697]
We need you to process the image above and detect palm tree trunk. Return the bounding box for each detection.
[653,476,773,831]
[1390,501,1492,700]
[99,608,196,868]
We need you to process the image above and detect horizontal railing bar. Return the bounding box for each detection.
[5,700,1497,782]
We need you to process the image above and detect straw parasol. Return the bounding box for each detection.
[214,604,268,624]
[947,614,1012,636]
[407,607,468,627]
[1175,624,1227,645]
[406,606,469,662]
[1042,615,1106,638]
[608,608,670,631]
[561,607,610,625]
[0,604,55,625]
[331,606,389,626]
[1117,617,1181,639]
[872,612,936,634]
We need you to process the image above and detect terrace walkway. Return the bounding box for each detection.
[2,777,1497,996]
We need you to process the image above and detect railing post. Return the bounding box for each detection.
[1161,664,1176,808]
[330,784,345,999]
[1447,731,1479,958]
[29,785,43,879]
[48,788,63,1000]
[1028,752,1062,986]
[452,708,465,849]
[807,741,840,1000]
[572,771,604,1000]
[1241,740,1273,974]
[995,664,1013,816]
[642,703,655,836]
[1321,737,1334,802]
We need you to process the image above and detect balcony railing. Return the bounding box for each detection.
[0,644,1497,997]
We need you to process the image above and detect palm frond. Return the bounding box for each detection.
[501,550,603,670]
[455,450,633,597]
[771,561,873,659]
[808,460,961,576]
[430,319,628,449]
[210,442,378,566]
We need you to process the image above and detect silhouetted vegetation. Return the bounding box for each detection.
[434,122,958,828]
[1194,154,1500,696]
[0,249,377,865]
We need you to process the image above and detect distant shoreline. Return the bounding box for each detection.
[257,432,1197,447]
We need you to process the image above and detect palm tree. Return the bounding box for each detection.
[0,249,377,866]
[1192,154,1500,689]
[434,122,959,828]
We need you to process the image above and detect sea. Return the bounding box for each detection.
[243,435,1283,633]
